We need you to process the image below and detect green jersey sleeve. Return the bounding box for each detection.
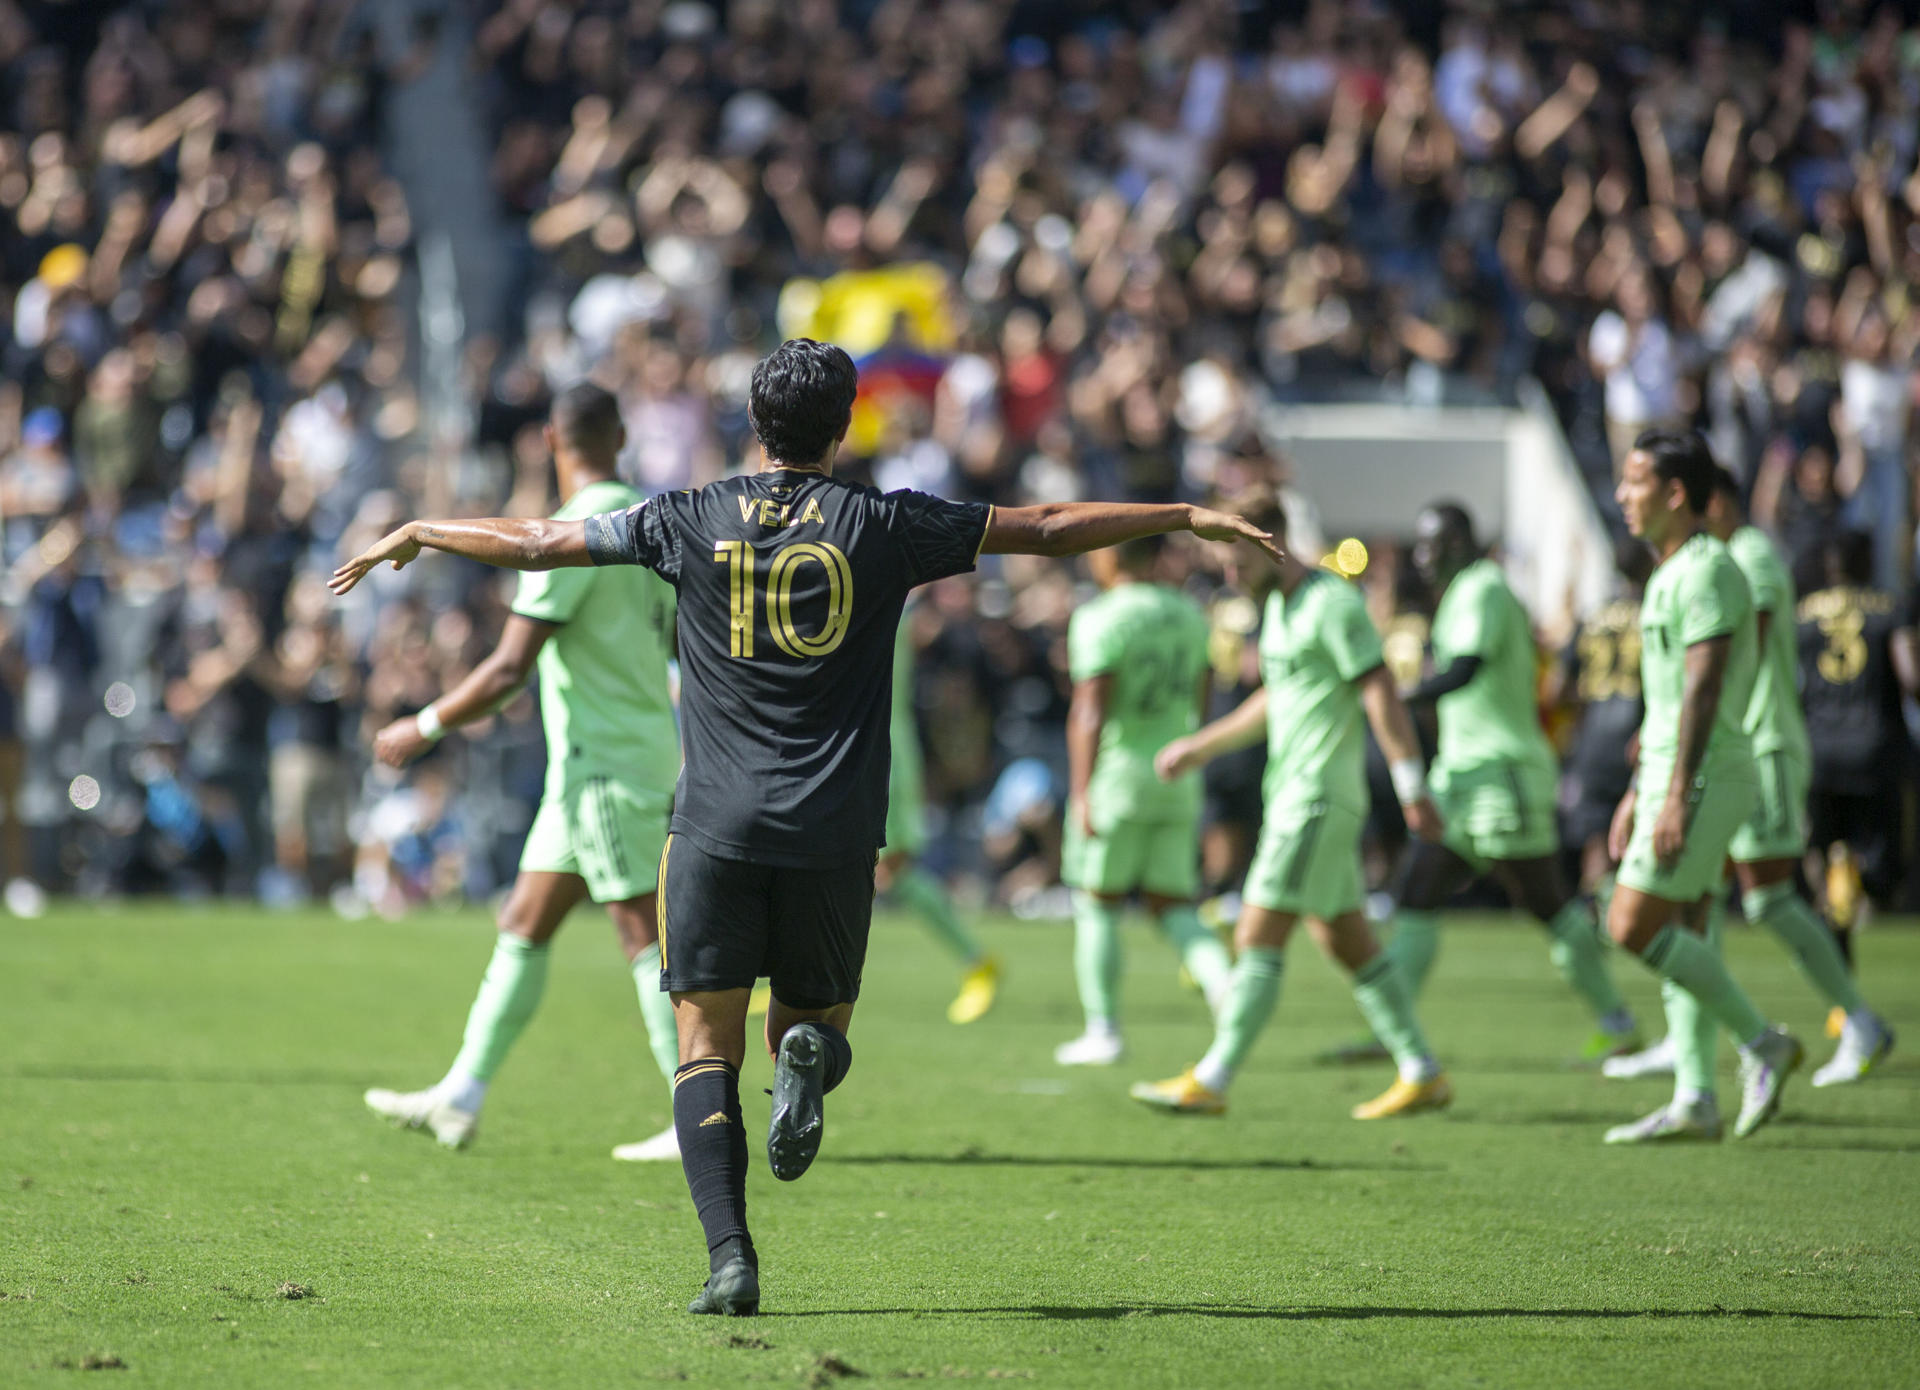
[1676,552,1747,647]
[1068,603,1124,682]
[1320,579,1385,681]
[512,564,595,625]
[1435,569,1499,662]
[1729,528,1788,618]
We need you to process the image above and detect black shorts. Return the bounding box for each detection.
[1807,781,1907,901]
[657,833,876,1009]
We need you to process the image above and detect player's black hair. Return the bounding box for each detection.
[1417,501,1479,561]
[549,381,624,461]
[748,338,860,465]
[1632,428,1717,514]
[1226,484,1288,541]
[1826,529,1875,587]
[1709,464,1741,504]
[1114,534,1166,572]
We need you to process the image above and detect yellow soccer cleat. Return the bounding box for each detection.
[1351,1073,1453,1120]
[747,984,772,1018]
[1128,1069,1226,1116]
[947,954,1003,1024]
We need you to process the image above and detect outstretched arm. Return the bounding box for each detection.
[1155,686,1267,781]
[329,518,593,594]
[980,502,1282,563]
[371,615,555,767]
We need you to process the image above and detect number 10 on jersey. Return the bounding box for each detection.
[714,540,854,660]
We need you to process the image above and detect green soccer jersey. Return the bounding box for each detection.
[1636,532,1758,788]
[1430,558,1557,775]
[1259,570,1384,814]
[1726,524,1811,761]
[1068,581,1211,824]
[511,479,678,794]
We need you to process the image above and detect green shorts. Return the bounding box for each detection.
[1063,814,1200,899]
[1243,799,1364,921]
[884,735,926,856]
[1617,773,1756,904]
[1728,748,1809,864]
[519,774,671,903]
[1431,758,1559,870]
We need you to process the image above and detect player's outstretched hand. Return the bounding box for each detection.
[372,716,433,768]
[1187,507,1284,565]
[1155,737,1202,782]
[330,525,421,596]
[1403,795,1444,843]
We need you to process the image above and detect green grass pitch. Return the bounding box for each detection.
[3,904,1917,1388]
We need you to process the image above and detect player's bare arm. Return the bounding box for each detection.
[329,517,594,595]
[1657,633,1732,866]
[372,614,558,767]
[1066,674,1113,839]
[1155,685,1267,781]
[982,502,1283,563]
[1358,664,1443,841]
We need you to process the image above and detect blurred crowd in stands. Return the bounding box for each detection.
[2,0,1916,912]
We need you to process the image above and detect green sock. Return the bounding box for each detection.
[1159,904,1233,1005]
[1351,954,1435,1077]
[1546,897,1628,1020]
[1385,911,1440,997]
[631,944,679,1087]
[1641,920,1768,1046]
[1071,894,1123,1029]
[1744,880,1864,1014]
[896,865,984,965]
[1194,945,1285,1091]
[1665,892,1724,1100]
[449,933,550,1084]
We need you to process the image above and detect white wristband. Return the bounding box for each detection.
[416,704,446,742]
[1389,757,1427,806]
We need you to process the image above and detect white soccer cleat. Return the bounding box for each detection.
[1053,1030,1125,1067]
[611,1124,681,1162]
[364,1087,479,1149]
[1600,1035,1676,1080]
[1812,1015,1895,1088]
[1603,1096,1723,1144]
[1733,1027,1804,1138]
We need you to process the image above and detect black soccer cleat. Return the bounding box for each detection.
[687,1257,759,1316]
[767,1023,827,1182]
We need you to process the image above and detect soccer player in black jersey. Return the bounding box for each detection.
[331,339,1281,1317]
[1797,531,1920,949]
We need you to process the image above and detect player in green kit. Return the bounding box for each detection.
[1131,487,1451,1120]
[1607,473,1894,1105]
[878,608,1002,1024]
[1055,536,1231,1066]
[1335,505,1638,1064]
[362,384,684,1158]
[1600,431,1802,1144]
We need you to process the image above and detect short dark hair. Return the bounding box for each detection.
[1114,534,1166,572]
[1709,464,1741,504]
[1421,500,1478,553]
[748,339,859,464]
[1226,484,1288,540]
[1827,529,1875,587]
[550,381,624,460]
[1633,428,1717,514]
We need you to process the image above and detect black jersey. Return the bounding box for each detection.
[586,469,991,868]
[1797,584,1914,792]
[1560,597,1644,798]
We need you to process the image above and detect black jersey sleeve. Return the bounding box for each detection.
[585,497,684,582]
[884,490,992,587]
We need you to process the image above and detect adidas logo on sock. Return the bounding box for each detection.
[698,1111,729,1127]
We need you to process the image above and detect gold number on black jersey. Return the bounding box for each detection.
[714,540,854,660]
[1815,605,1867,685]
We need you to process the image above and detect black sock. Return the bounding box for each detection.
[810,1022,852,1094]
[672,1059,754,1274]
